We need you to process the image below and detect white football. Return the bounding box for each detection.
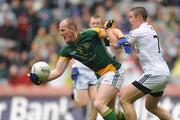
[31,61,50,81]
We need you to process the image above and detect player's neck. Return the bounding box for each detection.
[74,32,79,45]
[136,21,146,28]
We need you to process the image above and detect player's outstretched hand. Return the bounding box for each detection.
[104,19,114,30]
[28,73,41,85]
[116,37,132,54]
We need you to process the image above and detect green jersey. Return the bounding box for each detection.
[59,28,121,76]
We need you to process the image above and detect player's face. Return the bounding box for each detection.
[89,17,103,28]
[128,11,139,29]
[59,22,76,43]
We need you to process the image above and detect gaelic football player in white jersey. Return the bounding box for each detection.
[105,6,173,120]
[119,7,173,120]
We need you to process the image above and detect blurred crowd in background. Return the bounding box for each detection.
[0,0,179,87]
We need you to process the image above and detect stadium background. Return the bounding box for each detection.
[0,0,179,120]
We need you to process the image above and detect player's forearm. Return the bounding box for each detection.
[106,28,125,46]
[48,69,62,81]
[47,57,69,81]
[106,28,119,46]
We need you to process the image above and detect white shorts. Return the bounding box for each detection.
[132,74,169,96]
[97,67,124,89]
[72,65,97,90]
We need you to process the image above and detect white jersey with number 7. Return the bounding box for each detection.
[127,22,170,76]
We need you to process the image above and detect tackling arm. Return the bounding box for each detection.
[92,24,132,54]
[108,28,132,54]
[105,28,124,46]
[103,20,132,54]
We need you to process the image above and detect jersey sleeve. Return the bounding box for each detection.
[91,28,104,39]
[59,56,71,62]
[126,29,139,43]
[59,46,72,61]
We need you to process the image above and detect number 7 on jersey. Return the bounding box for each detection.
[153,35,161,53]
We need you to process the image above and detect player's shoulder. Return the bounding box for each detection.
[81,28,98,32]
[81,28,101,36]
[129,29,139,37]
[80,28,95,34]
[130,23,151,37]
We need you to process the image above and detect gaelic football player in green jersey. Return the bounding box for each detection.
[71,15,118,120]
[29,18,126,120]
